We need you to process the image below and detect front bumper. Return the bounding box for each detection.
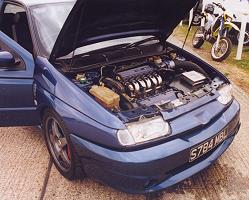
[70,100,240,194]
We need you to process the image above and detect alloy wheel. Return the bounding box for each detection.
[46,117,71,172]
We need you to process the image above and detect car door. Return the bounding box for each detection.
[0,1,39,127]
[0,32,39,126]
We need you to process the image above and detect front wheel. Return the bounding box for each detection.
[211,37,232,62]
[43,109,84,180]
[192,27,205,48]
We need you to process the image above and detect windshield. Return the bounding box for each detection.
[59,36,156,59]
[31,2,75,55]
[31,2,157,58]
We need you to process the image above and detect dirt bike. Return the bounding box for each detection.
[192,2,240,62]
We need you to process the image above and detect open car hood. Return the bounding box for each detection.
[50,0,198,61]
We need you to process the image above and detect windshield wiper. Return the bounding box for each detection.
[83,37,159,55]
[122,36,160,49]
[82,43,131,55]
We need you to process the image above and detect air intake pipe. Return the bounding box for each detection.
[165,60,209,77]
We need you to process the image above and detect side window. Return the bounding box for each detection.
[1,4,33,53]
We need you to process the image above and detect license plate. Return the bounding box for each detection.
[189,129,228,162]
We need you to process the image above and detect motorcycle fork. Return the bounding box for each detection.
[215,18,225,51]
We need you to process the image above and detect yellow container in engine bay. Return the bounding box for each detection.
[89,85,120,110]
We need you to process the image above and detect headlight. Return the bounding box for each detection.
[217,84,233,105]
[117,117,170,146]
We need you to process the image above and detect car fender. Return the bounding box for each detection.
[36,85,122,148]
[35,57,125,130]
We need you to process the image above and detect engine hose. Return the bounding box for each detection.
[102,78,125,93]
[120,94,134,110]
[173,60,209,77]
[102,78,134,110]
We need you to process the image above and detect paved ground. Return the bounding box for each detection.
[0,39,249,200]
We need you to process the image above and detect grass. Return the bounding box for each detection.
[233,60,249,72]
[175,25,249,70]
[173,25,249,93]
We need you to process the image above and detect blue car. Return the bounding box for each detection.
[0,0,240,194]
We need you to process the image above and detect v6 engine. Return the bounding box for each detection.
[115,65,163,98]
[73,55,218,113]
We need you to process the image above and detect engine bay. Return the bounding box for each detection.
[67,53,224,121]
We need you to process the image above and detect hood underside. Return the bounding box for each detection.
[50,0,198,61]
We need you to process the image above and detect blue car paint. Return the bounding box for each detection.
[35,87,121,148]
[0,29,241,192]
[168,100,231,136]
[70,100,240,194]
[0,32,39,126]
[50,0,198,59]
[0,0,241,194]
[34,57,125,130]
[0,51,15,65]
[160,92,220,120]
[33,53,234,150]
[0,31,34,78]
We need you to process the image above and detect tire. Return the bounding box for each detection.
[211,37,232,62]
[192,27,205,48]
[43,109,85,180]
[192,14,201,26]
[237,31,249,46]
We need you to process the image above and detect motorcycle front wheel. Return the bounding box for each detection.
[211,37,232,62]
[192,27,205,49]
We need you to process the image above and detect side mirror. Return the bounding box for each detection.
[0,51,15,67]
